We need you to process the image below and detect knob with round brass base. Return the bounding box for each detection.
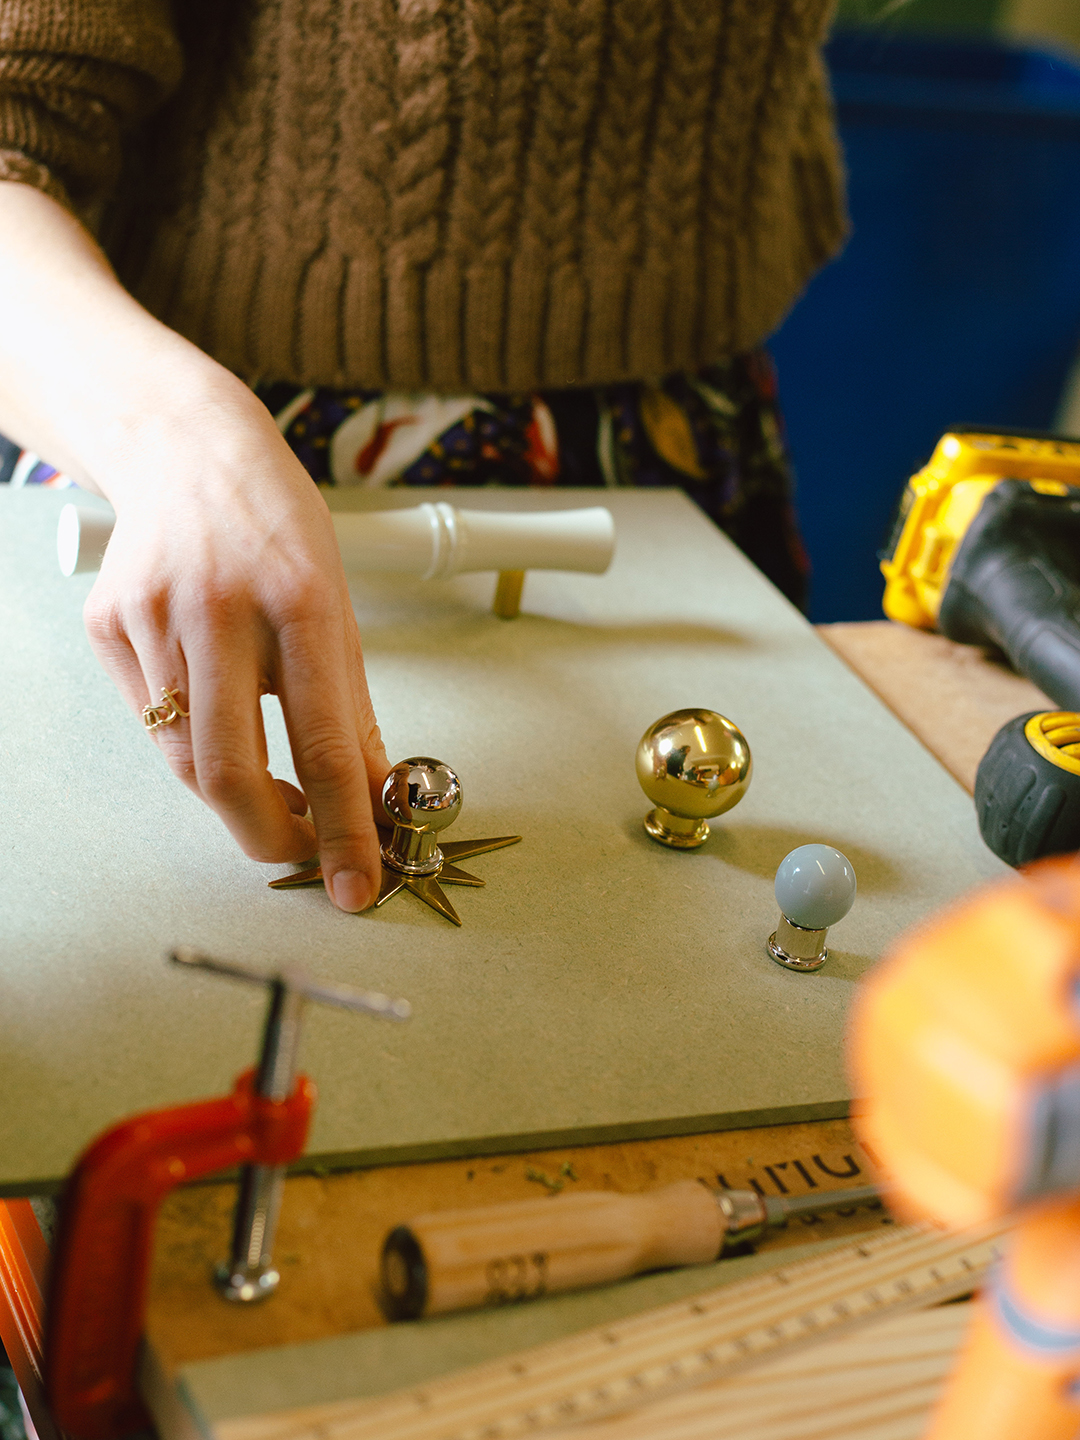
[635,709,752,849]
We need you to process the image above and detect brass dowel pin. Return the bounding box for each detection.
[493,569,525,619]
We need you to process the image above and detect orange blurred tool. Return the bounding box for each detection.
[850,854,1080,1439]
[43,949,409,1440]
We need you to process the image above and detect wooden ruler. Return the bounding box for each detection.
[220,1222,1006,1440]
[583,1303,974,1440]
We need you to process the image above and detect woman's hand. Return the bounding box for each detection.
[0,182,387,910]
[84,380,389,911]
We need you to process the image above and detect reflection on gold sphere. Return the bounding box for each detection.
[636,708,752,849]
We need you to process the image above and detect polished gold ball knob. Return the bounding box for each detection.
[636,708,752,849]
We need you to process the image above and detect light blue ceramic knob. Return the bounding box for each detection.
[774,845,857,928]
[768,845,856,972]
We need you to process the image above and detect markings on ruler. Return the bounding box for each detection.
[227,1223,1008,1440]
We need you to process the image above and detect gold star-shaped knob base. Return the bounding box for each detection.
[268,834,521,926]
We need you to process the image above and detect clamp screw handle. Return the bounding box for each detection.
[170,949,410,1302]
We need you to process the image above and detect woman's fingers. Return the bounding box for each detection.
[83,588,152,712]
[87,577,320,862]
[352,645,392,824]
[185,637,317,863]
[84,585,200,796]
[276,606,384,913]
[274,777,311,817]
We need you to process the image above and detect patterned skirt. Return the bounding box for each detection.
[1,351,809,608]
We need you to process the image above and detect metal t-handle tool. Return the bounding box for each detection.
[169,950,412,1302]
[44,949,409,1440]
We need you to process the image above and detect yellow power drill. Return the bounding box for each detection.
[882,430,1080,865]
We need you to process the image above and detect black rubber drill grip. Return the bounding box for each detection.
[937,480,1080,711]
[975,712,1080,867]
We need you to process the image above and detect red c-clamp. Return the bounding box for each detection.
[43,949,411,1440]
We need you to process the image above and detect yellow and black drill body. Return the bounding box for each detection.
[883,431,1080,865]
[882,430,1080,707]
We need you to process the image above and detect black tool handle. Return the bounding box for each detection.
[975,712,1080,867]
[937,480,1080,711]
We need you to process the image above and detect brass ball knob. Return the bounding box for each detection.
[635,709,752,849]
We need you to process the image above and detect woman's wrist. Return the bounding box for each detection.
[79,347,275,511]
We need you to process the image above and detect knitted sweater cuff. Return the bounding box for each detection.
[0,0,183,217]
[0,148,75,213]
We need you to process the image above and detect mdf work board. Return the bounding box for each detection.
[0,487,1005,1194]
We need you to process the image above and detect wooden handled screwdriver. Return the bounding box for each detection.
[381,1180,880,1320]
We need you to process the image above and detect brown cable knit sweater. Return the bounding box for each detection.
[0,0,847,392]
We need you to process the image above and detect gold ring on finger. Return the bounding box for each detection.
[142,687,190,732]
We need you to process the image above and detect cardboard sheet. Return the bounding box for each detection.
[0,488,1005,1192]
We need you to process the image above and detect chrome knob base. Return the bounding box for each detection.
[767,915,829,972]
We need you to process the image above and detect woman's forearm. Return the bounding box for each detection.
[0,182,254,498]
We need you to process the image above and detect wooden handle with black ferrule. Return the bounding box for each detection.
[381,1181,725,1320]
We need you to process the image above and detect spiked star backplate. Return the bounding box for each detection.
[268,833,521,925]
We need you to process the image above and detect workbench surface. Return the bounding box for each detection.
[0,487,1004,1193]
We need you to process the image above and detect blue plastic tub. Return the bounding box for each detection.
[771,31,1080,621]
